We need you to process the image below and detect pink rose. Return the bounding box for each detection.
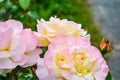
[36,36,108,80]
[0,20,41,74]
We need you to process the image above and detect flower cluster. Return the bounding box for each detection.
[0,17,109,80]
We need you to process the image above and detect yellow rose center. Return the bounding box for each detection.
[55,51,97,76]
[55,53,71,70]
[73,52,96,75]
[0,45,10,52]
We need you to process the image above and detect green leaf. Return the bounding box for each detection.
[106,72,112,80]
[0,0,4,3]
[0,73,7,77]
[27,11,39,20]
[40,47,48,58]
[18,73,33,80]
[5,0,12,10]
[19,0,30,10]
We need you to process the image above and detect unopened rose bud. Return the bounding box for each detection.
[100,40,112,53]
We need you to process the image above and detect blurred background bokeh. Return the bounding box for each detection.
[89,0,120,80]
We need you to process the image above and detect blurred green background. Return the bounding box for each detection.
[0,0,103,46]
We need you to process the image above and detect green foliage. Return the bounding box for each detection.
[40,47,48,58]
[14,67,38,80]
[0,73,7,77]
[18,73,33,80]
[0,0,4,2]
[19,0,30,10]
[106,72,112,80]
[0,67,39,80]
[27,11,39,20]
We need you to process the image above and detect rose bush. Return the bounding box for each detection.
[0,17,111,80]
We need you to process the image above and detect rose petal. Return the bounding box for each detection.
[21,29,38,52]
[0,58,17,69]
[0,27,12,50]
[21,48,42,67]
[37,19,55,34]
[0,22,9,31]
[94,62,109,80]
[36,58,51,80]
[44,49,61,77]
[10,33,27,57]
[5,20,23,35]
[12,53,28,66]
[0,51,11,58]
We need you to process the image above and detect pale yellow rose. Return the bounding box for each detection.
[37,17,87,46]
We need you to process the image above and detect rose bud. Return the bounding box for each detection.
[100,40,112,53]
